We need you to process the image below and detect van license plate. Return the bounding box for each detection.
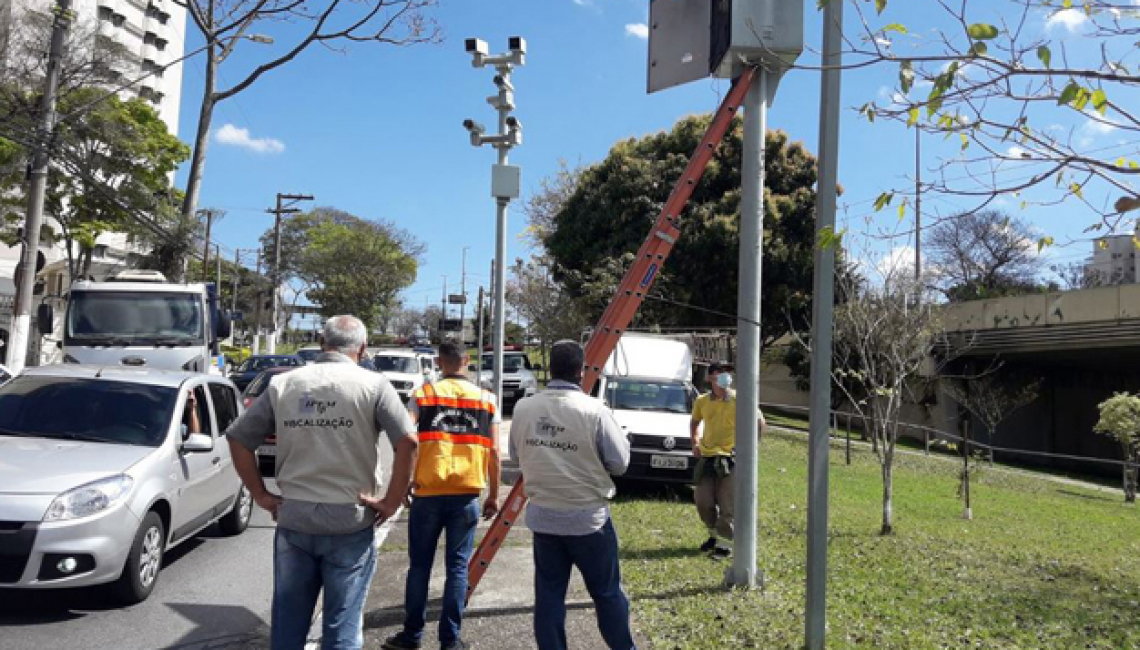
[650,455,687,470]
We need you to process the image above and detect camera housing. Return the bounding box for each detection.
[508,36,526,55]
[462,119,486,146]
[465,38,489,66]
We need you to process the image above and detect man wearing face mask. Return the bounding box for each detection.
[689,362,765,559]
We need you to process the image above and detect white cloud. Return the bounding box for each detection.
[875,245,916,280]
[1083,110,1119,136]
[1046,8,1087,32]
[215,124,285,154]
[1007,145,1031,158]
[625,23,649,39]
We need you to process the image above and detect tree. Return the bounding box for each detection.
[540,118,819,344]
[176,0,441,241]
[268,208,423,329]
[927,210,1045,301]
[1051,261,1103,290]
[1093,392,1140,504]
[942,369,1041,519]
[506,255,589,376]
[848,0,1140,230]
[832,271,954,535]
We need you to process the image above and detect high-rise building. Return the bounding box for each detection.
[1088,230,1139,285]
[3,0,187,136]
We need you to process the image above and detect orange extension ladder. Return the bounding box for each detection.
[466,67,758,603]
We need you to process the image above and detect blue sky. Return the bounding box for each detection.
[174,0,1130,323]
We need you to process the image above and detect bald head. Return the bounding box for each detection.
[322,315,368,360]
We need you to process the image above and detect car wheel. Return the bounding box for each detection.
[114,511,165,604]
[218,485,252,536]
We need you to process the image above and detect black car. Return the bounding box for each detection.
[241,366,300,471]
[229,354,303,391]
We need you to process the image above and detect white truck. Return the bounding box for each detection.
[37,270,231,374]
[596,333,698,483]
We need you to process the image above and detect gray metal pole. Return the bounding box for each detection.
[491,72,510,415]
[201,209,213,282]
[215,244,222,288]
[231,250,240,314]
[6,0,71,373]
[806,1,844,646]
[270,194,281,353]
[476,285,485,356]
[731,69,767,588]
[460,246,468,343]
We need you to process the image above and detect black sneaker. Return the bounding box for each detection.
[699,537,717,553]
[710,546,732,560]
[442,640,469,650]
[382,635,421,650]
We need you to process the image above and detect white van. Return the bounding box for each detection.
[596,334,698,483]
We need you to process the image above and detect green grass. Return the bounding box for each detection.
[610,430,1140,649]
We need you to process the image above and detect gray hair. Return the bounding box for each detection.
[322,315,367,354]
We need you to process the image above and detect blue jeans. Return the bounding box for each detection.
[272,525,377,650]
[397,494,480,647]
[532,519,636,650]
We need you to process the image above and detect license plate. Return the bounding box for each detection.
[258,446,276,457]
[650,455,687,470]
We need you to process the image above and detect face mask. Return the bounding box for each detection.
[716,373,733,389]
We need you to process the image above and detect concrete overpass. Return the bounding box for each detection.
[937,285,1140,477]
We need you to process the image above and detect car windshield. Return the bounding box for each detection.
[245,369,292,397]
[66,291,204,344]
[376,356,418,374]
[296,349,321,362]
[605,378,693,414]
[0,376,177,446]
[481,354,527,372]
[239,356,299,372]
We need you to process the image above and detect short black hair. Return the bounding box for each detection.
[708,361,733,375]
[438,341,465,363]
[549,340,585,383]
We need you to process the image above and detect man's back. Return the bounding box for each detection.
[411,376,497,497]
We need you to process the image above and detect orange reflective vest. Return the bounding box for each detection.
[412,378,497,497]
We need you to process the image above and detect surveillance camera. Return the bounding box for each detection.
[493,74,514,92]
[462,119,485,135]
[505,116,521,130]
[465,38,488,56]
[508,36,526,55]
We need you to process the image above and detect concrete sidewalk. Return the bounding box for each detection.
[361,468,646,649]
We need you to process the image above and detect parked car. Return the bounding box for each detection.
[474,348,539,408]
[241,366,300,470]
[295,346,322,365]
[374,349,430,402]
[0,365,250,603]
[228,354,303,391]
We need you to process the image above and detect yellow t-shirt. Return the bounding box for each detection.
[692,391,736,456]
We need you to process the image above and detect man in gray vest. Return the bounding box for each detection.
[228,315,418,650]
[510,340,636,650]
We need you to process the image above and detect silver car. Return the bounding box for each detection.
[0,365,252,604]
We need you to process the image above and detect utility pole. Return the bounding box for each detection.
[253,251,263,355]
[6,0,72,373]
[199,208,221,281]
[441,275,448,335]
[231,249,240,345]
[215,244,221,288]
[476,285,485,355]
[460,246,469,344]
[266,192,312,353]
[806,0,844,646]
[463,36,524,413]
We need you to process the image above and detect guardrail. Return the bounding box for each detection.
[760,401,1139,473]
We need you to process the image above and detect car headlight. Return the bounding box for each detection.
[522,376,537,388]
[44,475,134,522]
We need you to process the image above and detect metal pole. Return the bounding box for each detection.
[476,285,485,358]
[6,0,71,373]
[231,250,240,314]
[492,182,507,413]
[806,1,844,646]
[253,251,262,355]
[442,275,448,334]
[215,244,221,287]
[269,194,282,353]
[731,68,767,589]
[461,246,468,343]
[915,128,921,281]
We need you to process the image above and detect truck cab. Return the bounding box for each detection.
[596,334,698,483]
[41,271,230,373]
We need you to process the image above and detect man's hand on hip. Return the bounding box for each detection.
[360,493,400,525]
[253,489,283,521]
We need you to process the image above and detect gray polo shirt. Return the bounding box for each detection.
[228,352,414,535]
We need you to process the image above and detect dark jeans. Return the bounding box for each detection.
[272,526,377,650]
[532,519,636,650]
[398,494,480,647]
